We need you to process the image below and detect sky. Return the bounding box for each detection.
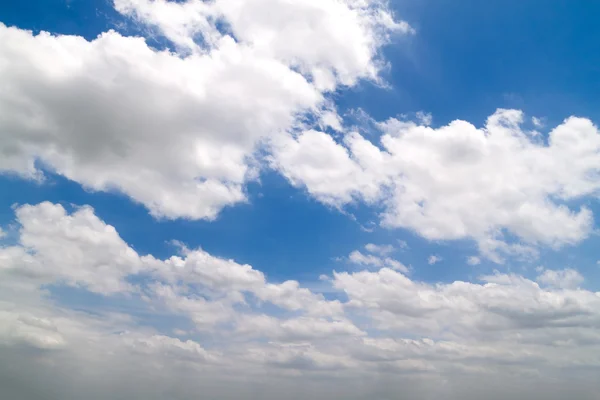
[1,1,600,399]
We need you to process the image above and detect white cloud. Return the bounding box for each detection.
[0,312,66,350]
[0,0,409,220]
[272,109,600,262]
[2,202,343,324]
[536,268,584,290]
[364,243,395,256]
[467,256,481,266]
[532,116,544,128]
[416,111,433,126]
[428,255,442,265]
[235,315,364,341]
[115,0,413,86]
[348,250,409,273]
[6,202,142,294]
[270,129,391,205]
[333,267,600,340]
[1,202,600,399]
[126,334,218,363]
[397,240,409,250]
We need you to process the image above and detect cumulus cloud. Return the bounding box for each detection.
[272,109,600,261]
[1,1,600,399]
[333,267,600,343]
[0,0,409,220]
[0,202,599,399]
[0,202,599,400]
[536,268,584,290]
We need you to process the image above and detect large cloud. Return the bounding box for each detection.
[272,109,600,260]
[1,202,599,399]
[0,0,408,219]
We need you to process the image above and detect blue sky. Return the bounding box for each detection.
[1,1,600,399]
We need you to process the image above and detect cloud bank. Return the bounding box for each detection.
[1,202,599,399]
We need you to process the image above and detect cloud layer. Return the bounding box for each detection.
[1,202,599,399]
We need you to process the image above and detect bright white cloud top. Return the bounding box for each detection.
[273,110,600,261]
[1,1,600,399]
[0,0,408,220]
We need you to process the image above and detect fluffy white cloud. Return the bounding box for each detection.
[0,0,408,220]
[333,267,600,340]
[115,0,413,86]
[1,202,600,399]
[536,268,584,290]
[364,243,395,256]
[348,249,409,273]
[0,25,316,219]
[2,202,343,326]
[272,110,600,261]
[3,202,141,294]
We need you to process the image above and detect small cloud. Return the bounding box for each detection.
[384,258,410,274]
[531,116,545,128]
[349,250,382,266]
[397,240,409,250]
[416,111,432,126]
[319,110,343,132]
[467,256,481,266]
[173,328,188,336]
[428,255,442,265]
[0,227,5,239]
[364,243,395,256]
[348,250,409,273]
[318,274,330,281]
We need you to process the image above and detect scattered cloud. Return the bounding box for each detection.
[532,116,545,128]
[1,1,600,399]
[416,111,433,126]
[428,255,442,265]
[348,249,409,273]
[364,243,395,256]
[467,256,481,266]
[397,240,409,250]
